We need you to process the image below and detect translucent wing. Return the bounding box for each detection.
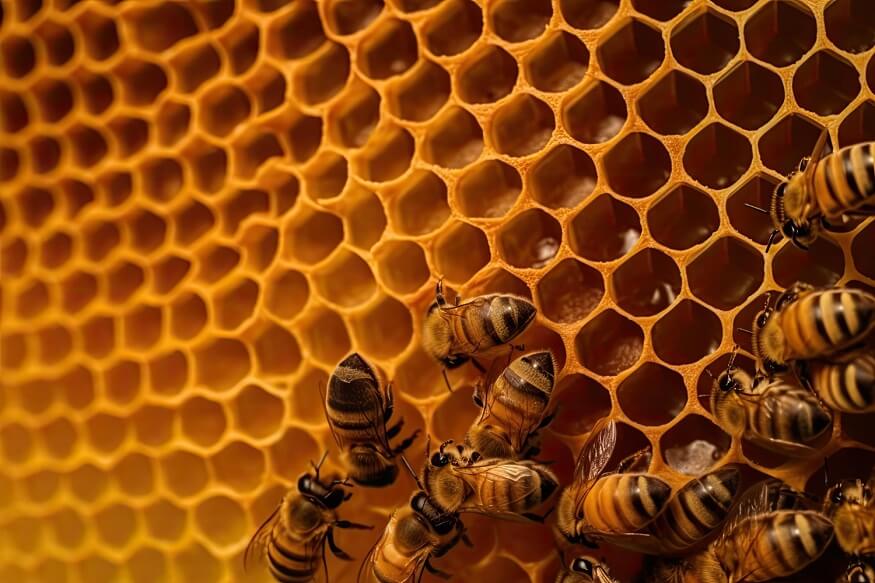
[739,387,818,457]
[325,377,393,456]
[802,128,830,184]
[244,503,281,570]
[574,419,617,484]
[455,461,551,520]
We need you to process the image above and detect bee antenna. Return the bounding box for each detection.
[736,327,753,335]
[441,367,454,393]
[311,451,329,480]
[765,229,779,253]
[399,454,425,491]
[823,457,831,489]
[704,368,715,381]
[726,345,739,373]
[744,203,769,214]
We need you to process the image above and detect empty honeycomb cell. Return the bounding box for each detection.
[552,374,611,436]
[633,0,688,21]
[1,34,36,79]
[598,19,665,85]
[17,377,55,416]
[128,548,167,583]
[611,249,681,316]
[0,90,29,133]
[325,0,383,35]
[853,222,875,278]
[303,152,348,200]
[254,322,302,376]
[660,415,731,475]
[298,307,351,365]
[525,31,589,93]
[714,64,784,134]
[184,141,228,195]
[353,124,414,182]
[648,184,720,251]
[74,70,114,115]
[159,450,209,498]
[39,417,78,459]
[219,18,260,75]
[194,337,251,392]
[266,2,325,60]
[328,79,379,149]
[249,64,286,115]
[0,423,33,464]
[569,193,641,261]
[688,236,764,310]
[434,222,490,283]
[84,413,128,455]
[140,157,184,203]
[28,135,62,174]
[0,333,27,371]
[563,79,627,144]
[128,208,168,255]
[47,507,87,550]
[214,278,259,330]
[173,544,223,583]
[683,122,752,189]
[498,209,562,269]
[115,58,168,107]
[17,185,54,229]
[471,267,533,300]
[839,100,875,147]
[283,207,343,264]
[16,280,50,319]
[537,258,604,324]
[291,368,329,424]
[132,405,175,447]
[357,18,417,80]
[489,0,552,43]
[200,84,251,138]
[59,365,95,410]
[196,245,240,285]
[68,124,109,168]
[826,0,875,53]
[559,0,618,29]
[422,106,483,168]
[0,147,19,182]
[726,174,781,245]
[194,495,246,548]
[342,188,386,250]
[170,292,208,340]
[531,144,597,210]
[107,260,145,305]
[97,170,134,208]
[385,59,450,122]
[107,116,148,158]
[758,113,824,177]
[38,325,73,364]
[232,384,283,440]
[94,503,138,549]
[670,8,739,75]
[7,516,43,554]
[793,50,860,116]
[424,0,482,57]
[155,100,191,147]
[233,128,285,179]
[457,159,522,218]
[374,240,429,294]
[576,308,644,376]
[32,78,74,123]
[618,363,687,426]
[264,269,309,320]
[604,132,671,197]
[652,299,722,364]
[389,170,450,235]
[112,453,155,498]
[179,397,226,448]
[171,42,221,94]
[104,360,141,406]
[125,2,198,53]
[174,199,215,247]
[772,236,845,288]
[22,470,60,503]
[212,441,264,492]
[222,189,270,235]
[744,1,816,68]
[240,224,279,271]
[1,238,29,277]
[456,44,518,105]
[639,71,708,136]
[351,295,414,358]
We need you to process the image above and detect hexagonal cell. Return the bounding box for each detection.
[180,397,227,447]
[374,240,429,295]
[826,0,875,53]
[283,208,343,265]
[353,124,414,182]
[172,544,224,583]
[351,295,414,359]
[385,59,449,123]
[1,423,34,464]
[604,132,671,197]
[148,349,190,397]
[671,8,738,75]
[215,278,259,330]
[61,271,98,314]
[714,61,783,132]
[232,384,283,440]
[264,269,309,320]
[456,44,518,105]
[16,280,50,319]
[313,248,376,307]
[83,414,126,455]
[232,128,285,179]
[324,0,383,35]
[433,222,490,284]
[79,316,114,360]
[838,100,875,147]
[28,135,61,175]
[342,188,386,250]
[639,71,708,135]
[575,309,644,376]
[422,106,483,169]
[633,0,688,21]
[563,79,627,144]
[560,0,618,29]
[298,307,351,366]
[266,1,324,59]
[688,236,763,310]
[498,209,562,270]
[619,363,687,426]
[194,495,246,549]
[153,254,192,294]
[489,0,551,43]
[423,0,481,57]
[193,337,251,392]
[612,249,681,316]
[490,94,555,158]
[0,147,19,183]
[128,548,168,583]
[159,451,209,498]
[726,174,781,245]
[773,237,845,288]
[171,42,221,94]
[793,50,860,116]
[327,80,379,150]
[293,42,350,105]
[744,1,816,67]
[529,144,596,210]
[104,360,142,406]
[1,332,28,371]
[388,170,449,235]
[570,194,640,262]
[454,160,520,220]
[661,415,732,475]
[199,84,251,138]
[0,90,30,135]
[170,292,207,341]
[525,31,589,93]
[68,124,109,168]
[32,78,74,123]
[853,222,875,279]
[133,406,175,447]
[114,58,168,107]
[598,18,665,85]
[357,18,417,80]
[270,426,320,482]
[1,34,35,78]
[217,17,260,75]
[537,258,604,324]
[551,374,611,436]
[126,2,198,52]
[248,64,286,115]
[758,114,824,177]
[684,123,752,189]
[648,184,719,250]
[653,300,722,364]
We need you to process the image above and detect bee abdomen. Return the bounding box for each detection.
[784,290,875,359]
[834,505,875,555]
[753,383,831,444]
[483,296,536,345]
[584,474,671,533]
[812,354,875,413]
[267,533,319,583]
[815,143,875,217]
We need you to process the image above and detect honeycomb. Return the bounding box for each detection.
[2,0,875,581]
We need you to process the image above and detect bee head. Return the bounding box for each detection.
[411,492,457,535]
[781,219,816,249]
[571,557,595,577]
[847,557,875,583]
[297,473,347,509]
[717,371,737,393]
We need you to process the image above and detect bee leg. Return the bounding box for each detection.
[326,528,354,561]
[392,429,421,455]
[442,368,454,393]
[471,358,487,373]
[424,559,452,579]
[386,418,404,439]
[537,406,559,430]
[522,506,554,523]
[384,382,395,422]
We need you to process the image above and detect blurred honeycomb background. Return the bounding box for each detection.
[2,0,875,581]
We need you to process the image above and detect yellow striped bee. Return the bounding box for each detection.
[361,491,466,583]
[422,440,558,522]
[245,455,371,582]
[807,353,875,414]
[325,353,419,487]
[555,419,671,546]
[422,280,536,389]
[711,366,832,458]
[843,556,875,583]
[465,350,557,460]
[823,474,875,558]
[555,552,619,583]
[751,131,875,251]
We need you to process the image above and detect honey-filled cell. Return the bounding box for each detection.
[2,2,874,582]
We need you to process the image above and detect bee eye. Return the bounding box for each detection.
[798,158,808,171]
[572,558,594,576]
[756,312,769,328]
[782,221,798,238]
[851,571,869,583]
[431,453,448,467]
[471,452,481,462]
[832,489,844,504]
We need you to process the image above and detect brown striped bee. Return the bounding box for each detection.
[751,283,875,373]
[555,552,619,583]
[807,353,875,414]
[555,419,671,546]
[751,130,875,251]
[422,440,558,522]
[422,280,536,389]
[711,366,832,458]
[325,353,419,487]
[465,350,557,460]
[843,556,875,583]
[360,491,466,583]
[245,455,371,582]
[823,474,875,558]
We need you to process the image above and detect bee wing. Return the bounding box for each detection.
[574,419,617,485]
[244,503,281,570]
[739,389,819,458]
[803,128,830,184]
[325,379,394,457]
[454,461,548,519]
[595,531,663,555]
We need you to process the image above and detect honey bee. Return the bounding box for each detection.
[806,353,875,414]
[710,365,832,457]
[245,454,371,582]
[556,419,671,546]
[422,279,537,389]
[422,439,558,522]
[555,552,619,583]
[360,491,465,583]
[823,474,875,557]
[465,350,557,460]
[843,556,875,583]
[324,353,419,487]
[751,283,875,373]
[749,130,875,251]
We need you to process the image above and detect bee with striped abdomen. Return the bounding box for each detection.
[422,280,536,389]
[823,474,875,558]
[555,552,619,583]
[710,366,832,457]
[422,439,558,522]
[843,556,875,583]
[465,350,557,460]
[325,353,419,487]
[245,454,371,582]
[555,419,671,546]
[807,353,875,414]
